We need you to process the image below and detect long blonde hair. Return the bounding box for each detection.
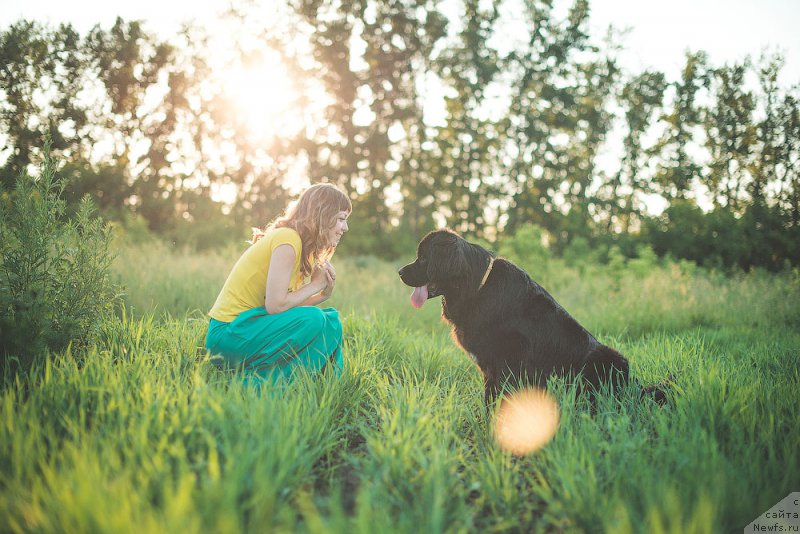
[252,183,352,276]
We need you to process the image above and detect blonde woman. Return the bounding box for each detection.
[206,183,351,382]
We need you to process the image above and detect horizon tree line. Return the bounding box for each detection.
[1,0,798,269]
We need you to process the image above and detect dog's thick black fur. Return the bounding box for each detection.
[399,229,665,407]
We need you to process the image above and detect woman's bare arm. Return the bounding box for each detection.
[264,244,332,314]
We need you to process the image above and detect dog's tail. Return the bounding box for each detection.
[582,346,630,392]
[582,347,671,406]
[638,377,672,406]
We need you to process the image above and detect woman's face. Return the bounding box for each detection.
[327,211,349,247]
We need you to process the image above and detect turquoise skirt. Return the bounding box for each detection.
[205,306,343,383]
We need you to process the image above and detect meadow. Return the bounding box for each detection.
[1,238,799,533]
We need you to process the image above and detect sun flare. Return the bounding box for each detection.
[223,51,297,142]
[494,388,560,456]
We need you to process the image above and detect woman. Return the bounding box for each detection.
[206,183,351,383]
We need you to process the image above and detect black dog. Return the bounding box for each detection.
[399,229,664,407]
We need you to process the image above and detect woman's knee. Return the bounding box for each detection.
[321,308,342,336]
[290,307,342,344]
[297,306,326,332]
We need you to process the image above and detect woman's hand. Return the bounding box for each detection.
[310,264,330,295]
[320,261,336,299]
[324,261,336,283]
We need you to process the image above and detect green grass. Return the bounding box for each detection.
[1,242,799,532]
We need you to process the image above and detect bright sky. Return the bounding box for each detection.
[588,0,800,86]
[1,0,798,86]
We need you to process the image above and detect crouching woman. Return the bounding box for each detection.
[205,183,351,383]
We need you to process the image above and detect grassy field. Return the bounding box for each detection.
[1,240,799,533]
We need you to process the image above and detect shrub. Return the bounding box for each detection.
[0,140,117,372]
[628,244,659,277]
[497,223,552,271]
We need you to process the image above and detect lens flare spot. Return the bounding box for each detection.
[494,388,560,456]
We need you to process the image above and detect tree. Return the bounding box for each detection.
[291,0,448,255]
[85,18,181,230]
[775,89,800,226]
[430,0,502,238]
[704,60,755,212]
[0,21,89,188]
[608,70,666,232]
[501,0,618,250]
[652,51,709,202]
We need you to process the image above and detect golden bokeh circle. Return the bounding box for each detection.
[494,388,560,455]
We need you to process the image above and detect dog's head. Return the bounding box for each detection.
[398,229,494,308]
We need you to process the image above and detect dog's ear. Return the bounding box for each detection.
[428,234,490,297]
[425,234,456,285]
[458,240,493,297]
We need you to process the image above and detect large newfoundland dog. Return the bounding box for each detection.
[399,229,664,406]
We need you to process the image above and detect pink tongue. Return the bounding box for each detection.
[410,285,428,309]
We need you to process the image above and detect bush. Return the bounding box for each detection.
[628,244,659,277]
[0,140,117,372]
[497,223,552,270]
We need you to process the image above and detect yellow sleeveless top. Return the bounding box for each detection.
[209,227,304,322]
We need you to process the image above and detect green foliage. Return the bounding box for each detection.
[0,141,117,371]
[704,60,756,211]
[2,13,798,268]
[609,70,667,233]
[334,221,419,261]
[561,237,596,269]
[644,201,799,271]
[496,223,552,270]
[627,244,659,277]
[652,51,710,201]
[0,21,88,189]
